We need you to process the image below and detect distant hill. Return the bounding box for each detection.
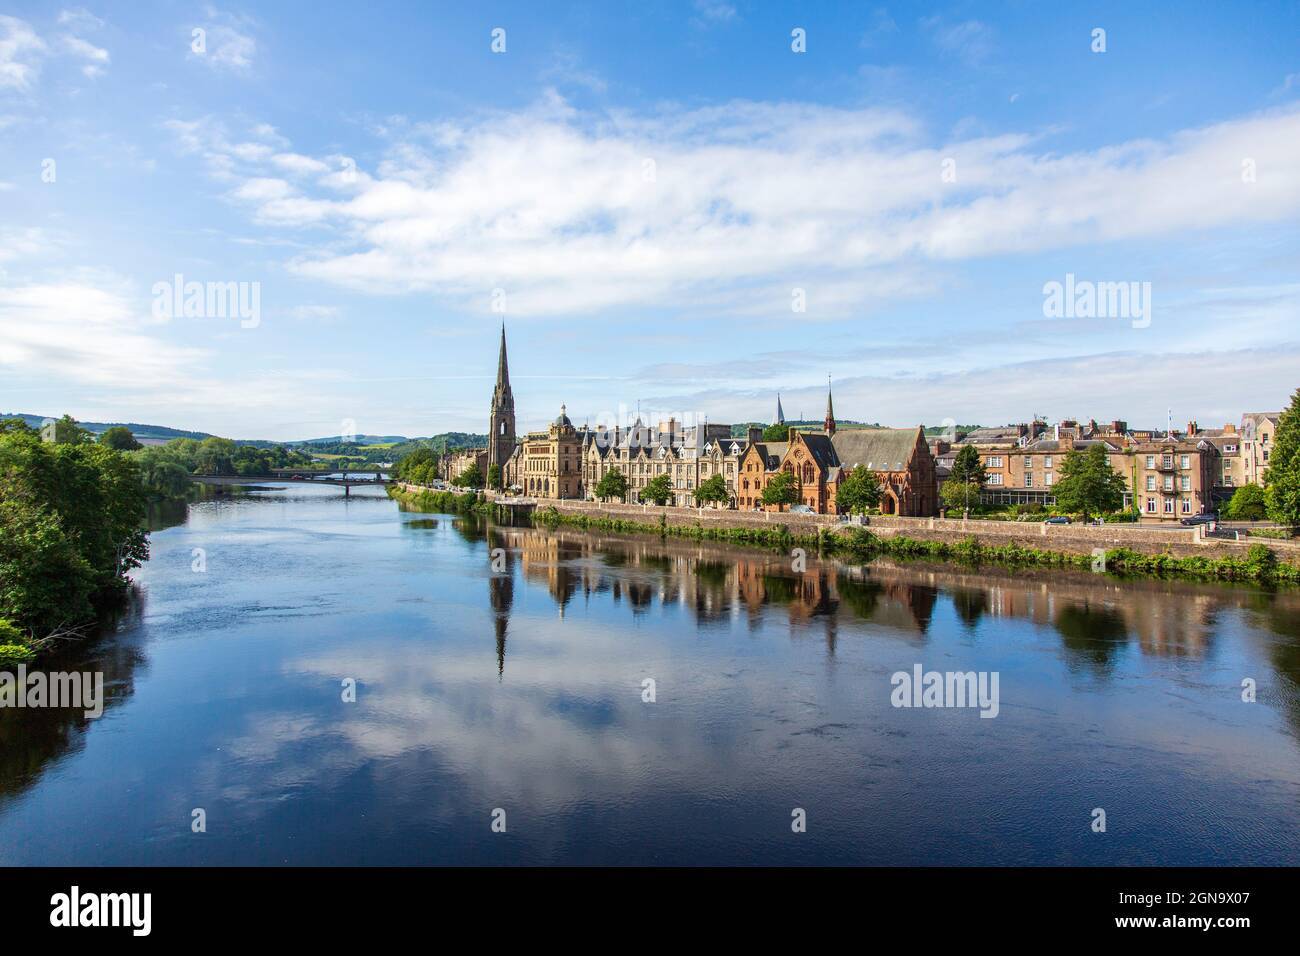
[1,413,213,441]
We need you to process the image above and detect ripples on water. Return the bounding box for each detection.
[2,483,1298,865]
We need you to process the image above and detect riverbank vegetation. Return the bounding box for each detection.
[0,418,149,660]
[388,484,490,515]
[523,504,1299,585]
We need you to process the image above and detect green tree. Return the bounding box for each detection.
[134,447,194,499]
[761,470,800,511]
[453,461,485,489]
[46,414,92,445]
[943,444,987,515]
[193,437,237,475]
[1052,444,1127,522]
[594,467,629,502]
[1223,483,1267,521]
[1265,387,1300,530]
[486,463,502,491]
[99,426,142,451]
[694,473,730,507]
[638,473,674,505]
[762,422,790,442]
[835,465,882,515]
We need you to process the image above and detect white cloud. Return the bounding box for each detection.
[0,281,206,387]
[165,97,1300,320]
[0,15,47,90]
[60,33,109,78]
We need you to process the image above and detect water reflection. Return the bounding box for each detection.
[3,487,1300,866]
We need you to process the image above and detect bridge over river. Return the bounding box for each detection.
[193,468,392,496]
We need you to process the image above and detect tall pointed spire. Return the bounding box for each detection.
[775,392,786,425]
[823,375,836,436]
[487,323,516,468]
[494,322,510,396]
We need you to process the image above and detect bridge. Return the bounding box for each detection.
[193,470,392,496]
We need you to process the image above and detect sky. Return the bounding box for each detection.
[1,1,1298,441]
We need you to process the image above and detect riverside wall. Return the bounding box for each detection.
[474,492,1300,562]
[394,485,1299,562]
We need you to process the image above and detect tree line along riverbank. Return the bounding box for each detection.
[387,484,1300,585]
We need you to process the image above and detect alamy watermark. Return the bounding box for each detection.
[890,664,1000,718]
[1042,273,1151,328]
[152,273,260,328]
[1,666,104,718]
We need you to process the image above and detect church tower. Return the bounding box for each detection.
[488,324,516,468]
[823,377,836,436]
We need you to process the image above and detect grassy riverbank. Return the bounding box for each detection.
[388,484,492,515]
[526,505,1300,585]
[385,488,1300,585]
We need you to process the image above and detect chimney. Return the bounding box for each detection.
[1224,423,1236,435]
[748,426,763,445]
[1186,420,1198,436]
[1018,423,1029,439]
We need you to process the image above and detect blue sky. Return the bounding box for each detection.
[1,1,1298,440]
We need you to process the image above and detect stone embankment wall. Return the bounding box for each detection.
[471,491,1300,562]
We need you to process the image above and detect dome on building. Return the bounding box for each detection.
[554,404,572,428]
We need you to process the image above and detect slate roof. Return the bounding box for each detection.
[829,428,922,473]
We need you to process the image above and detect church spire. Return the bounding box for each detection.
[494,322,510,400]
[823,376,836,436]
[775,392,786,425]
[487,324,516,468]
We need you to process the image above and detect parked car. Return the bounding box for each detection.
[789,504,814,514]
[1043,516,1071,525]
[1179,513,1217,526]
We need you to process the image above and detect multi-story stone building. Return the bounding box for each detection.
[584,418,745,507]
[506,406,584,499]
[1241,412,1281,487]
[737,435,789,511]
[1129,436,1219,519]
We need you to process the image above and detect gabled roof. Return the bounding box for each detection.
[747,441,789,471]
[795,431,838,468]
[829,427,922,473]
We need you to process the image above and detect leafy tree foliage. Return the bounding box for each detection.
[486,463,502,491]
[453,461,485,489]
[1222,483,1267,521]
[99,426,142,451]
[594,467,628,501]
[638,473,674,505]
[1052,444,1127,522]
[693,473,730,506]
[835,465,882,515]
[0,424,147,640]
[761,423,790,442]
[760,470,800,510]
[1266,387,1300,530]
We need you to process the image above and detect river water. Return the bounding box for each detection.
[2,482,1298,865]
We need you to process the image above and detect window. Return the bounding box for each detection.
[1044,456,1053,469]
[1180,455,1190,469]
[987,474,1003,486]
[1045,472,1054,486]
[1182,498,1192,514]
[1146,497,1157,513]
[1225,444,1237,453]
[1180,476,1191,491]
[1146,475,1156,491]
[987,456,1003,468]
[1146,455,1155,468]
[1024,456,1032,469]
[1164,497,1174,514]
[1025,474,1034,488]
[1163,454,1173,468]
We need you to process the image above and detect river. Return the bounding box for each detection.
[1,482,1298,865]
